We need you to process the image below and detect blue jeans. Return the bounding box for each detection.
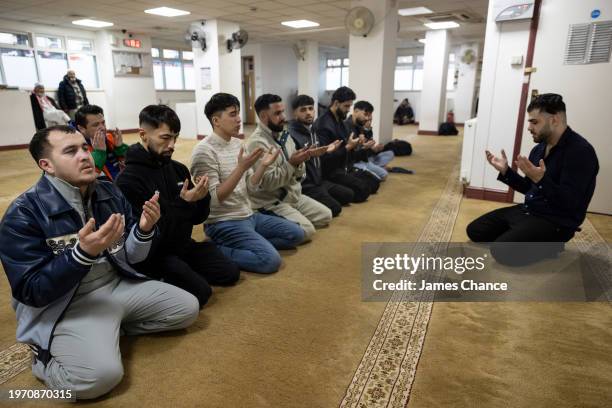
[354,151,395,180]
[204,213,305,274]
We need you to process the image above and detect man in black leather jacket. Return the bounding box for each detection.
[0,125,198,399]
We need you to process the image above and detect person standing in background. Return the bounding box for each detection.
[58,70,89,120]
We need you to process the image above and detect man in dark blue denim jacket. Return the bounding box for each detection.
[0,125,199,399]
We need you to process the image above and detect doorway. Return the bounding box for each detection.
[242,56,255,124]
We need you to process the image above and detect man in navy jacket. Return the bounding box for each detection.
[467,94,599,265]
[0,125,199,399]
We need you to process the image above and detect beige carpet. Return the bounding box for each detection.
[0,126,610,407]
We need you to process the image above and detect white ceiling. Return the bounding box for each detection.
[0,0,489,49]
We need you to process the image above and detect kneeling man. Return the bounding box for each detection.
[0,126,199,399]
[466,94,599,265]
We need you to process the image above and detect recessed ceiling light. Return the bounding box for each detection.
[398,7,433,17]
[72,19,114,28]
[281,20,320,29]
[144,7,190,17]
[424,21,460,29]
[418,38,426,44]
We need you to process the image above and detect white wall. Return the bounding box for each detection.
[193,20,242,137]
[241,43,298,120]
[419,30,450,132]
[522,0,612,214]
[297,41,320,109]
[95,31,156,129]
[155,91,196,110]
[454,43,479,123]
[468,0,531,192]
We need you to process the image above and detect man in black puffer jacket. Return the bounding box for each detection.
[116,105,239,307]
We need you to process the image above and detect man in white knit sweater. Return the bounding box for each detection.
[190,93,305,274]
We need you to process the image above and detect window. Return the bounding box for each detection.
[393,54,423,91]
[163,49,179,59]
[152,47,195,90]
[36,35,63,50]
[69,53,98,88]
[68,38,93,52]
[0,31,99,89]
[325,57,349,90]
[0,32,29,47]
[37,51,68,87]
[1,48,37,87]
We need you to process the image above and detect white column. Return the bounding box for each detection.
[348,0,397,143]
[297,41,320,107]
[419,29,450,133]
[193,20,243,137]
[453,43,480,124]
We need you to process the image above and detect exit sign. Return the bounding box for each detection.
[123,39,141,48]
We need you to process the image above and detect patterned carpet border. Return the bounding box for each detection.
[0,343,31,384]
[340,166,611,408]
[340,164,463,408]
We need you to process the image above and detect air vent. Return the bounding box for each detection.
[564,20,612,64]
[419,11,483,24]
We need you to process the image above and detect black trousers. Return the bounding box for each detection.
[145,241,240,308]
[466,205,575,266]
[325,169,377,203]
[302,180,354,217]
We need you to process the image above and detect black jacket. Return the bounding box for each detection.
[57,76,89,110]
[288,120,322,186]
[498,126,598,230]
[115,144,211,258]
[344,115,374,162]
[30,93,60,130]
[313,109,353,177]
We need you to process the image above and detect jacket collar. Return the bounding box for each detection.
[36,175,111,216]
[258,122,281,140]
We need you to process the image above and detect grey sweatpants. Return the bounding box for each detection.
[32,275,199,399]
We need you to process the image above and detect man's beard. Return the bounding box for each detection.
[149,149,173,164]
[533,124,552,143]
[356,117,366,126]
[268,121,285,132]
[337,109,348,120]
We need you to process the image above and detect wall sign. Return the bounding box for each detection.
[591,9,601,19]
[123,39,142,48]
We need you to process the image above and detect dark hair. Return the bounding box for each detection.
[254,94,282,115]
[74,104,104,129]
[331,86,356,103]
[29,125,76,163]
[353,100,374,113]
[292,94,315,111]
[204,93,240,125]
[139,104,181,133]
[527,93,566,115]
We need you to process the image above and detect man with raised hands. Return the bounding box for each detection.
[0,125,198,399]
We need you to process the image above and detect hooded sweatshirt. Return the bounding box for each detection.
[116,143,210,258]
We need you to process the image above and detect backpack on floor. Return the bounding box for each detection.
[383,139,412,156]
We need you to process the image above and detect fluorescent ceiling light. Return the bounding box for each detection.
[424,21,460,29]
[418,38,426,44]
[281,20,320,29]
[398,7,433,16]
[72,19,114,28]
[144,7,190,17]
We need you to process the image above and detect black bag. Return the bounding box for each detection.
[383,139,412,156]
[438,122,459,135]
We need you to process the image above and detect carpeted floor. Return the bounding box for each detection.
[0,125,610,407]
